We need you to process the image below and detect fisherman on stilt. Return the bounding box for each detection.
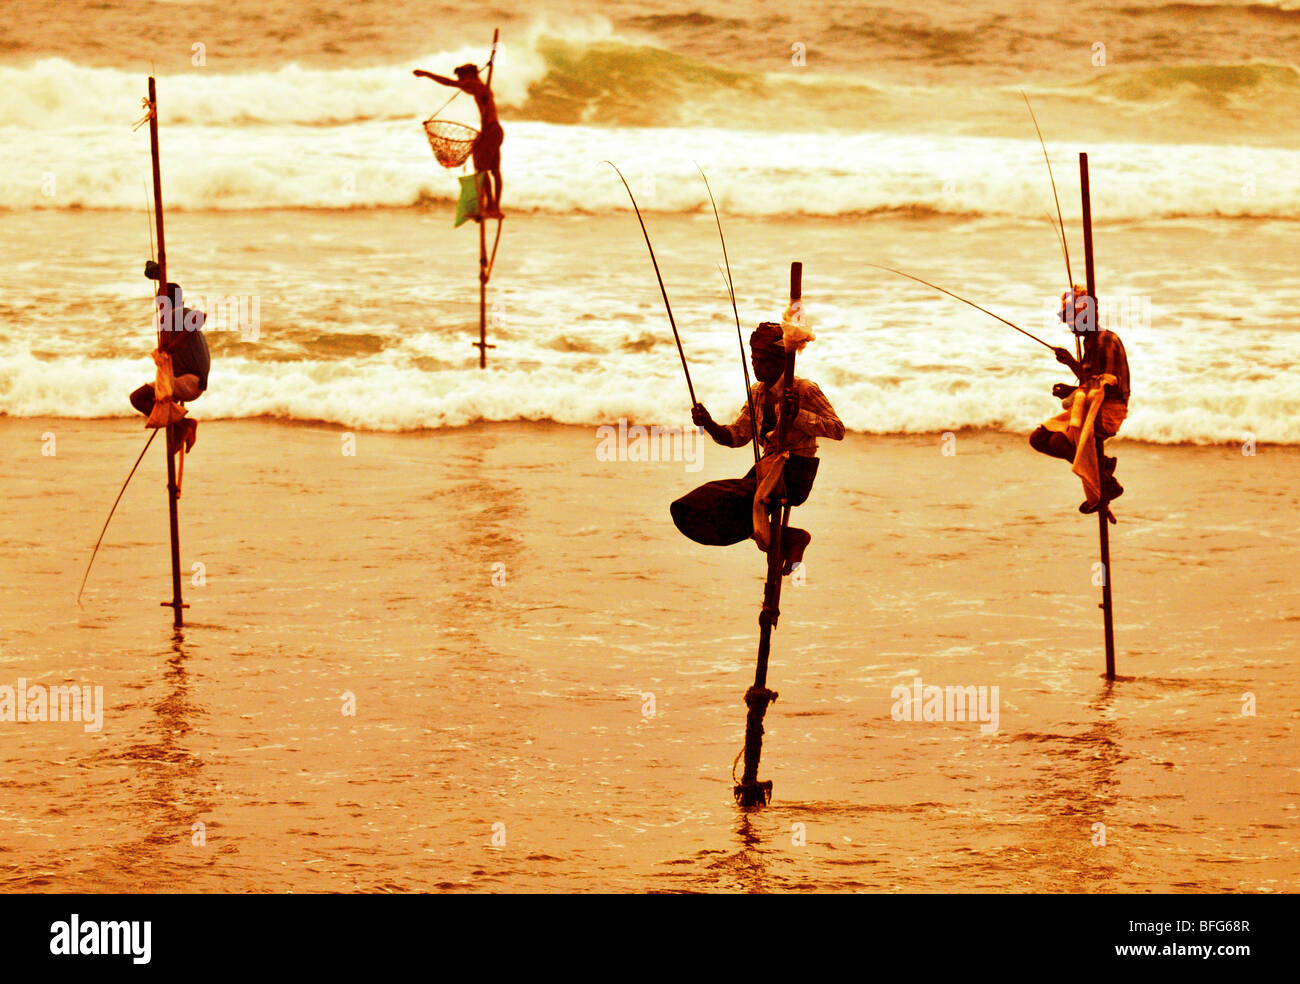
[672,321,844,573]
[129,262,210,453]
[414,61,503,218]
[1029,285,1129,514]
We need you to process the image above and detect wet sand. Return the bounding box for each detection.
[0,417,1296,892]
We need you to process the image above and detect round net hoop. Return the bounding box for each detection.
[423,118,478,169]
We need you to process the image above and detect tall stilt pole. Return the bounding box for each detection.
[478,213,488,369]
[148,76,185,628]
[472,28,500,370]
[735,261,802,808]
[1079,153,1115,679]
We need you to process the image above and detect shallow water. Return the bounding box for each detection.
[2,422,1295,892]
[2,0,1297,896]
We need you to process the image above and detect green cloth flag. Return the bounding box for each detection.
[454,174,483,228]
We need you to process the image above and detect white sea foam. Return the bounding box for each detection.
[3,321,1295,444]
[7,118,1298,219]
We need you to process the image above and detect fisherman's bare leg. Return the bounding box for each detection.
[1095,433,1123,501]
[1029,426,1075,462]
[781,527,811,575]
[135,374,201,453]
[130,383,156,416]
[778,456,818,574]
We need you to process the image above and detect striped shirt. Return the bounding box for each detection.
[723,377,845,457]
[1082,330,1130,404]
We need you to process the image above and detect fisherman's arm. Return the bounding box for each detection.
[1095,333,1130,401]
[691,403,736,447]
[793,382,845,441]
[1053,347,1083,379]
[413,70,463,88]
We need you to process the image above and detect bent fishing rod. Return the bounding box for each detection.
[1022,89,1083,363]
[79,138,170,607]
[697,164,760,466]
[606,161,697,407]
[77,429,160,606]
[864,263,1055,350]
[1022,90,1074,290]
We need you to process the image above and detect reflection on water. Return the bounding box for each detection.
[719,813,771,895]
[1005,681,1127,893]
[109,630,214,887]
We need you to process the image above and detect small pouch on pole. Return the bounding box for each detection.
[454,174,484,228]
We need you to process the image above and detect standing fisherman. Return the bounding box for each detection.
[414,62,503,218]
[1030,285,1130,512]
[672,321,844,573]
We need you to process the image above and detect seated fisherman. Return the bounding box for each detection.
[129,265,210,452]
[671,321,844,574]
[1029,285,1130,511]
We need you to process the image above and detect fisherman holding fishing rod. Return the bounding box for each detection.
[607,162,843,575]
[676,324,844,573]
[1030,285,1129,511]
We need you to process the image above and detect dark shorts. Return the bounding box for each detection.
[473,122,503,172]
[670,455,819,547]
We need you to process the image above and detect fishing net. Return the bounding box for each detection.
[423,118,478,168]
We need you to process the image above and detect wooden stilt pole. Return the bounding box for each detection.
[472,28,500,370]
[478,212,488,369]
[1079,153,1115,680]
[735,261,802,808]
[148,76,185,628]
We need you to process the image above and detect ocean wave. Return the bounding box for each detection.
[1118,3,1300,23]
[1081,61,1300,107]
[1,348,1295,445]
[5,120,1296,219]
[2,30,1297,136]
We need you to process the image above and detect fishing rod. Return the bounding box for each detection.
[697,164,759,466]
[717,264,761,464]
[79,122,171,607]
[607,161,697,406]
[77,430,160,607]
[1022,90,1073,289]
[865,263,1055,350]
[1022,89,1083,363]
[1042,211,1068,275]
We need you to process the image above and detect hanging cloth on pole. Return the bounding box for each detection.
[1039,372,1124,517]
[144,349,187,429]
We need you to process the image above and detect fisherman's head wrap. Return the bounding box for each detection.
[455,63,479,79]
[1059,284,1091,327]
[157,282,184,333]
[750,322,784,355]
